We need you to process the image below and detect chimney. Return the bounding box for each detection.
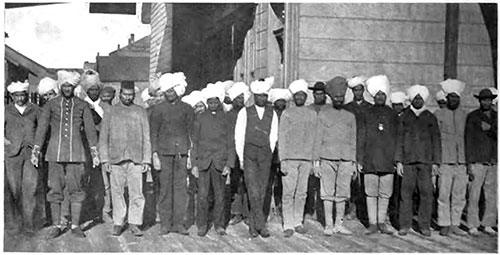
[118,44,120,50]
[129,33,135,45]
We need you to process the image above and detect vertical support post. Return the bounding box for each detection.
[283,3,300,88]
[444,3,460,80]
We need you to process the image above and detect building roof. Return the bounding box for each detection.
[97,56,149,82]
[5,44,55,79]
[109,35,150,57]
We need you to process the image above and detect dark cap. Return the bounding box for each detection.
[308,82,326,91]
[101,86,116,94]
[120,81,135,90]
[474,88,497,99]
[325,76,347,97]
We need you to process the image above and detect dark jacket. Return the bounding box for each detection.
[344,100,371,164]
[395,108,441,165]
[361,105,398,174]
[465,109,497,164]
[34,96,98,162]
[191,109,235,171]
[5,103,41,157]
[149,99,194,156]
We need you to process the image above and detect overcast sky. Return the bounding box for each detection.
[5,2,150,68]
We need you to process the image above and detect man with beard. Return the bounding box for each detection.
[32,70,100,238]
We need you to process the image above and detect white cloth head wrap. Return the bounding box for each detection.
[182,90,206,108]
[203,82,226,103]
[141,88,153,102]
[366,75,390,97]
[288,79,309,95]
[347,75,367,88]
[7,81,29,93]
[227,82,251,102]
[250,76,274,95]
[159,72,187,96]
[407,85,430,102]
[435,90,447,102]
[80,69,101,91]
[57,70,80,87]
[390,91,408,104]
[439,79,465,97]
[268,88,292,103]
[38,77,58,95]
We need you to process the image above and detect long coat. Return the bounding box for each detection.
[5,103,41,157]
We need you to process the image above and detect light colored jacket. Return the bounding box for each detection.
[434,107,467,164]
[278,105,316,161]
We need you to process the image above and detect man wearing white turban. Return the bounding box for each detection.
[434,79,468,236]
[32,70,100,238]
[390,91,408,116]
[395,84,441,237]
[38,77,59,103]
[81,69,105,119]
[150,72,194,236]
[234,77,278,238]
[278,79,316,237]
[5,81,41,236]
[435,90,447,109]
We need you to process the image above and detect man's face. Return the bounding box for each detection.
[165,88,178,103]
[87,86,101,101]
[274,99,287,112]
[60,83,75,98]
[437,100,447,109]
[11,91,29,106]
[352,85,365,101]
[313,90,326,105]
[156,93,166,104]
[119,88,135,106]
[293,91,307,107]
[332,94,345,109]
[374,91,387,106]
[207,97,221,112]
[232,94,245,110]
[392,103,405,113]
[194,102,206,114]
[223,96,232,105]
[446,93,460,110]
[42,89,57,101]
[480,98,493,111]
[411,95,425,109]
[100,91,115,104]
[254,93,268,107]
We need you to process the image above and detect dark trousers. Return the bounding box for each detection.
[244,145,272,231]
[186,171,198,228]
[229,161,249,218]
[399,163,433,230]
[5,147,39,230]
[389,174,402,228]
[263,163,283,220]
[197,163,226,228]
[305,175,324,225]
[83,164,105,221]
[158,155,187,231]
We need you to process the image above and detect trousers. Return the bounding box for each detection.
[110,161,145,226]
[158,155,188,231]
[399,163,433,230]
[467,163,497,228]
[281,160,310,230]
[197,163,226,228]
[437,164,467,226]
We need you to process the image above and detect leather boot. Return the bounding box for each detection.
[366,197,378,235]
[377,198,393,235]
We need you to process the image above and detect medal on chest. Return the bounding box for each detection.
[378,123,384,131]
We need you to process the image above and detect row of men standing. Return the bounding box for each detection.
[4,69,497,240]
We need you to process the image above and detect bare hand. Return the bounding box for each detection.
[313,161,321,178]
[396,162,404,177]
[467,165,475,182]
[222,166,231,176]
[5,139,11,146]
[192,166,199,179]
[31,145,40,167]
[239,161,244,170]
[153,152,161,170]
[90,146,100,167]
[481,121,491,131]
[142,164,151,173]
[103,163,112,173]
[432,164,439,176]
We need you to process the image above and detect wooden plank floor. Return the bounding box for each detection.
[4,215,497,252]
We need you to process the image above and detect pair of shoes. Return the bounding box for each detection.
[48,226,62,239]
[259,228,270,238]
[365,224,378,235]
[174,225,189,236]
[197,225,209,237]
[439,226,450,236]
[102,213,113,223]
[129,224,144,237]
[469,227,479,236]
[450,225,467,236]
[112,225,122,236]
[420,228,431,237]
[159,226,170,236]
[283,229,294,238]
[229,215,244,225]
[215,226,227,236]
[483,227,497,236]
[333,224,352,235]
[398,228,409,236]
[323,227,334,236]
[378,223,394,235]
[249,228,259,238]
[71,226,86,238]
[294,225,307,234]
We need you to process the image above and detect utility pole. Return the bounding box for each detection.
[444,3,459,80]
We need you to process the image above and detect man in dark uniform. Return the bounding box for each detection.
[235,77,278,238]
[150,72,194,236]
[32,70,100,238]
[5,81,41,236]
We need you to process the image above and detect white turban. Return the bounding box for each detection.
[227,82,251,102]
[80,69,101,91]
[407,85,430,102]
[366,75,390,97]
[250,76,274,95]
[288,79,308,95]
[203,82,225,103]
[488,87,498,105]
[182,90,206,108]
[159,72,187,96]
[7,81,29,93]
[268,88,292,103]
[440,79,465,97]
[38,77,58,95]
[141,89,152,102]
[347,75,367,88]
[390,91,408,104]
[221,80,235,95]
[435,90,447,102]
[57,70,80,87]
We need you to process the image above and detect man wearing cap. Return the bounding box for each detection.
[191,84,235,236]
[5,81,41,236]
[226,82,251,226]
[435,90,447,110]
[278,79,316,237]
[344,76,371,222]
[313,76,360,236]
[264,88,291,222]
[465,88,497,236]
[395,85,441,237]
[235,77,278,238]
[32,70,100,238]
[361,75,398,235]
[433,79,468,236]
[150,72,194,235]
[304,81,327,224]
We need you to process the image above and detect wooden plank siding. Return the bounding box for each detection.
[149,3,168,80]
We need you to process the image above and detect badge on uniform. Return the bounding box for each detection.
[378,123,384,131]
